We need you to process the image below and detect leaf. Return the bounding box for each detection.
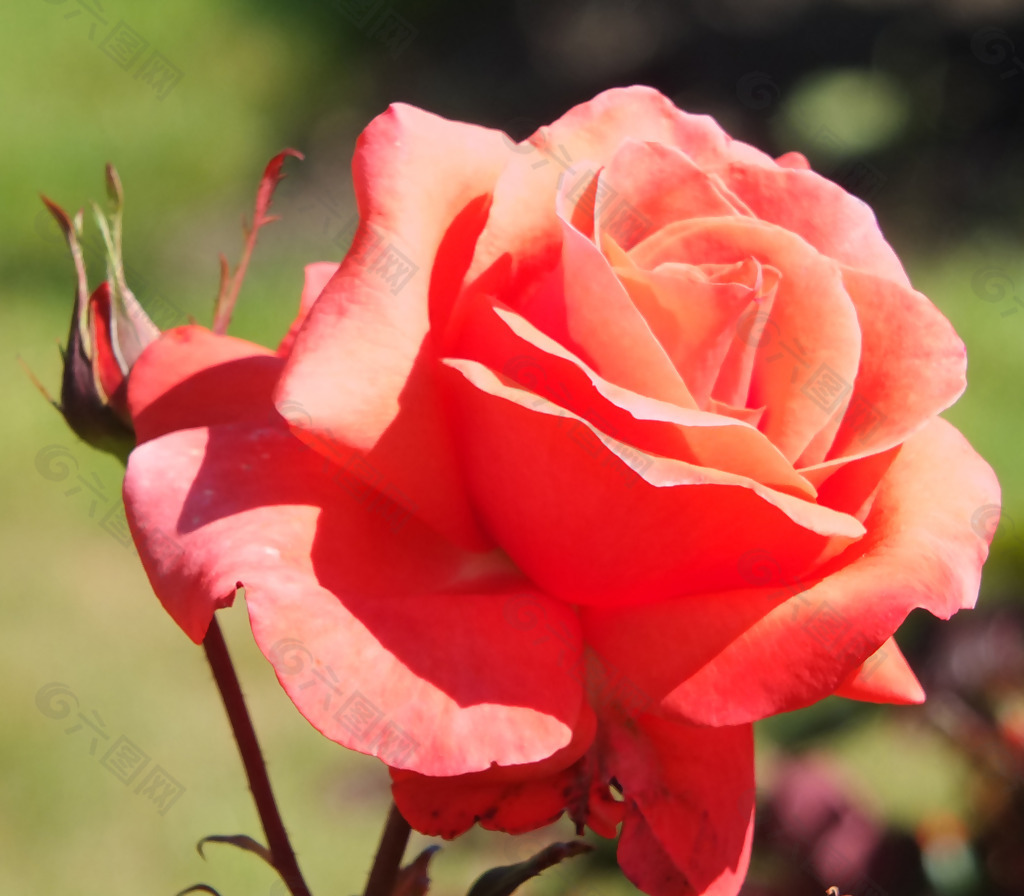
[465,841,593,896]
[195,833,274,866]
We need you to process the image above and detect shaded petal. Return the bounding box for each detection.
[278,102,510,549]
[124,421,584,775]
[612,719,754,896]
[390,708,598,838]
[127,326,282,443]
[583,418,999,725]
[443,358,863,607]
[716,161,911,286]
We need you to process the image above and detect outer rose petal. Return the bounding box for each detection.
[277,261,339,356]
[583,418,999,725]
[716,160,911,286]
[810,266,966,465]
[128,326,282,443]
[390,708,600,839]
[124,421,585,775]
[278,102,512,550]
[611,719,754,896]
[833,637,926,705]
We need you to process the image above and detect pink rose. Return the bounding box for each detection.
[124,86,999,895]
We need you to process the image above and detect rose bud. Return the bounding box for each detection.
[42,165,159,461]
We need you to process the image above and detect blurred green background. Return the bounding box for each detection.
[4,1,1024,894]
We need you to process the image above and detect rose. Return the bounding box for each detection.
[123,86,999,896]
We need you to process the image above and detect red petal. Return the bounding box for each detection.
[450,298,816,500]
[390,708,598,838]
[811,266,966,464]
[278,103,510,550]
[834,637,926,705]
[612,719,754,896]
[127,326,282,443]
[86,282,127,406]
[631,217,861,464]
[550,211,698,408]
[277,262,339,356]
[588,139,751,249]
[466,85,777,298]
[716,161,910,286]
[124,420,585,775]
[443,358,863,607]
[583,418,999,725]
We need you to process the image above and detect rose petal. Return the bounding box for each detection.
[611,718,754,896]
[127,326,282,443]
[806,266,966,466]
[583,418,999,725]
[715,161,911,286]
[579,140,751,249]
[548,207,698,408]
[631,217,862,463]
[278,102,511,549]
[833,637,926,705]
[443,358,863,607]
[390,708,598,838]
[124,421,584,775]
[467,85,777,295]
[612,252,781,407]
[277,261,339,356]
[450,298,817,500]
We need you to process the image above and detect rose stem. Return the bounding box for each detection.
[363,802,412,896]
[202,615,312,896]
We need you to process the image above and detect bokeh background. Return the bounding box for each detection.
[4,0,1024,894]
